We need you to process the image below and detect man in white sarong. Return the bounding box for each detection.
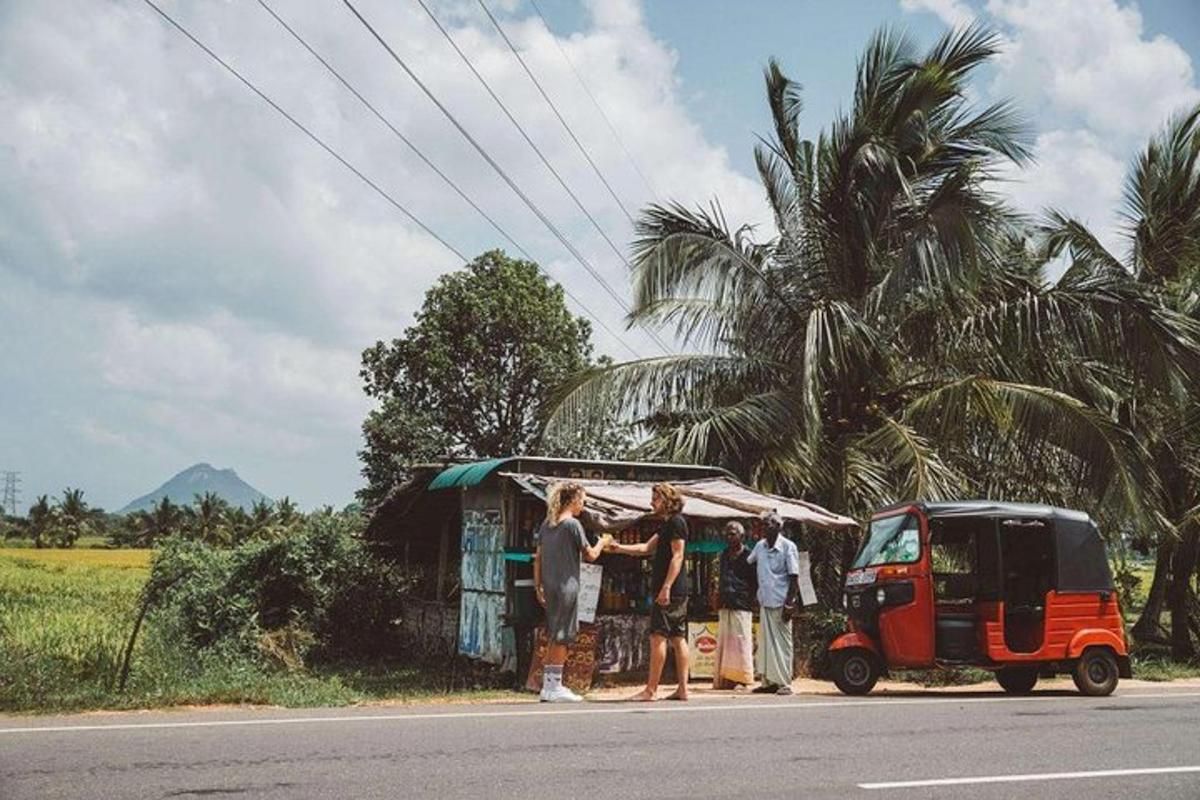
[713,521,756,689]
[748,512,800,695]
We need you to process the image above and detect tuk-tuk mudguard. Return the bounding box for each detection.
[829,631,881,657]
[1066,629,1126,660]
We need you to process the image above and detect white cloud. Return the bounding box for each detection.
[998,129,1128,256]
[899,0,976,27]
[0,0,764,509]
[987,0,1199,141]
[901,0,1199,256]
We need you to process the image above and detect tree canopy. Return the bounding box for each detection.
[358,249,626,505]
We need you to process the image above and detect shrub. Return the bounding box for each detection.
[148,513,415,668]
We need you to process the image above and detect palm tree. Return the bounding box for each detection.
[549,26,1200,529]
[54,488,97,548]
[127,497,185,546]
[27,495,55,549]
[1042,104,1200,659]
[186,492,231,547]
[246,499,276,539]
[274,497,300,532]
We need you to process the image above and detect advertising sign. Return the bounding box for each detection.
[687,620,760,679]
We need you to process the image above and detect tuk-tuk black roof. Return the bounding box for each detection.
[877,500,1113,592]
[878,500,1088,523]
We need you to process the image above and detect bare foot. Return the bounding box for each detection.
[628,688,658,702]
[666,689,689,701]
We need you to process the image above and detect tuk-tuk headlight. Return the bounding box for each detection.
[876,587,887,605]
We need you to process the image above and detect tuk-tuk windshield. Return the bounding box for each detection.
[853,513,920,568]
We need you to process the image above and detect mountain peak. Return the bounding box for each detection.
[120,463,270,514]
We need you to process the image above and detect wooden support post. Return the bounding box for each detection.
[436,516,451,601]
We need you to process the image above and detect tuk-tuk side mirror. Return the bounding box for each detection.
[1099,590,1111,603]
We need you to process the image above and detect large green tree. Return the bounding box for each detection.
[1042,104,1200,659]
[549,26,1200,528]
[358,250,620,506]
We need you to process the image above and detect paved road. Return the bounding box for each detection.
[3,688,1200,799]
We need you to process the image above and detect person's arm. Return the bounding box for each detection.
[783,542,800,619]
[534,544,545,607]
[580,527,612,563]
[656,537,686,606]
[608,533,658,558]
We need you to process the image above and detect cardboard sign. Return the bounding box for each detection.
[577,562,603,624]
[526,624,599,693]
[798,550,818,607]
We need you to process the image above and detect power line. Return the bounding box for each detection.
[407,0,670,353]
[341,0,671,355]
[477,0,635,223]
[138,0,468,264]
[527,0,660,201]
[254,0,640,359]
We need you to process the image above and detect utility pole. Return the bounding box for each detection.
[1,471,20,517]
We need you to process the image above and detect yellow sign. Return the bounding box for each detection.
[687,620,760,679]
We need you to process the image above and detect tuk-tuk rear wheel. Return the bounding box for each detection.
[1073,647,1119,696]
[832,649,880,695]
[996,666,1039,694]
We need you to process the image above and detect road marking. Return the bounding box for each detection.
[1,690,1197,736]
[859,765,1200,789]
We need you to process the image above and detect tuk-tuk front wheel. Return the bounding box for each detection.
[996,666,1039,694]
[832,648,880,695]
[1073,647,1119,696]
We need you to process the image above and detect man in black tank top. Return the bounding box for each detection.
[604,483,691,701]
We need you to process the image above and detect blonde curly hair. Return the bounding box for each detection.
[545,481,585,525]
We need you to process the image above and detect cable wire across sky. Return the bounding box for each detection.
[527,0,660,202]
[137,0,465,261]
[476,0,636,224]
[253,0,641,359]
[342,0,672,354]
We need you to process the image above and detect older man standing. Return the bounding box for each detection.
[747,512,800,695]
[713,521,756,689]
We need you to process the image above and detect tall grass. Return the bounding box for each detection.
[0,547,510,714]
[0,551,146,710]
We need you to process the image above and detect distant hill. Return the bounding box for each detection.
[119,463,271,514]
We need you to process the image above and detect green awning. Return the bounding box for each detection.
[427,458,511,490]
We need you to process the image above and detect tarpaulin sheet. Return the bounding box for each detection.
[499,473,856,530]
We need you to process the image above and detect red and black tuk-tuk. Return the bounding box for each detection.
[829,501,1130,696]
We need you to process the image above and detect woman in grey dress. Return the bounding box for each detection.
[534,482,610,702]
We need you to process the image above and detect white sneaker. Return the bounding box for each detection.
[543,684,584,703]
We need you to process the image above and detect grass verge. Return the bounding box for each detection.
[0,550,514,714]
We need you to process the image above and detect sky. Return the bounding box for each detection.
[1,0,1197,513]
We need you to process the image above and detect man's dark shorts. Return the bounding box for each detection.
[649,597,688,638]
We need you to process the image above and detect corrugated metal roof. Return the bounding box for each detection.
[427,458,510,490]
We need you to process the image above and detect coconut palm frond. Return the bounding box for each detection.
[630,202,804,321]
[905,377,1157,524]
[545,353,780,441]
[1040,209,1127,275]
[856,415,964,501]
[763,57,804,168]
[633,390,803,469]
[1125,103,1200,285]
